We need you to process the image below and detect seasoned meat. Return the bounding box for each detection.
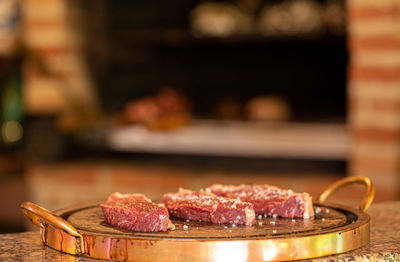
[160,189,255,226]
[207,184,314,219]
[101,192,175,232]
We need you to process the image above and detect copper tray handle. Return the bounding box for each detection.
[318,176,375,211]
[20,202,85,254]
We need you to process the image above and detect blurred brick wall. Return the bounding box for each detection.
[21,0,99,130]
[348,0,400,200]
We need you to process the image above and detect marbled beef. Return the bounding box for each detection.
[160,189,255,226]
[101,192,175,232]
[207,184,314,219]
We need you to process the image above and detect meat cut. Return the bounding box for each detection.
[101,192,175,232]
[160,189,255,226]
[206,184,314,219]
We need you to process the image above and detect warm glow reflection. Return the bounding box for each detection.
[213,242,248,262]
[262,241,278,261]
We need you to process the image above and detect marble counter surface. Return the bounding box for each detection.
[1,201,400,261]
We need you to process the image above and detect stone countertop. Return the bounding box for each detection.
[1,202,400,262]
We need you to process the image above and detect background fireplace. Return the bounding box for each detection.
[84,0,348,122]
[69,0,350,165]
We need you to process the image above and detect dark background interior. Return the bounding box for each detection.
[82,0,348,122]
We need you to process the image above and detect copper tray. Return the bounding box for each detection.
[21,176,375,261]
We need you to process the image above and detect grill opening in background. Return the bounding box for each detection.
[82,0,348,123]
[70,0,350,175]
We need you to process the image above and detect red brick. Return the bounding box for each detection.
[350,66,400,82]
[372,99,400,112]
[349,35,400,51]
[349,97,400,113]
[352,128,400,141]
[348,4,399,20]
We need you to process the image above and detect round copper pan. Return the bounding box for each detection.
[21,176,375,261]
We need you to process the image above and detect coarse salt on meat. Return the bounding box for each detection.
[206,184,314,219]
[101,192,175,232]
[159,189,255,226]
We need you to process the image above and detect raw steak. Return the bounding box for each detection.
[100,192,175,232]
[206,184,314,219]
[160,189,255,226]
